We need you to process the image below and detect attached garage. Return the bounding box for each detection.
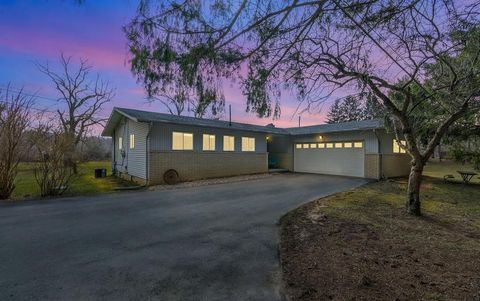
[294,141,365,177]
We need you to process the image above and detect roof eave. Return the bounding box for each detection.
[101,108,139,137]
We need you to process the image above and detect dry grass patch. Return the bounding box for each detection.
[279,178,480,301]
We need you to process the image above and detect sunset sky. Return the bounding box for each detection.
[0,0,331,131]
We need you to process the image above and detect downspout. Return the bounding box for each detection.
[373,129,382,180]
[113,129,116,175]
[145,122,153,186]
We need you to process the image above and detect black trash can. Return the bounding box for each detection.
[94,168,107,178]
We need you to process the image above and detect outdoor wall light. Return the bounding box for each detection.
[318,135,324,140]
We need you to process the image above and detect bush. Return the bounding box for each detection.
[31,126,74,197]
[472,153,480,171]
[450,148,469,165]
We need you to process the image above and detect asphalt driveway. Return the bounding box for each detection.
[0,173,367,301]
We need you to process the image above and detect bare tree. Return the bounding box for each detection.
[36,54,114,173]
[126,0,480,216]
[0,85,34,199]
[30,124,74,197]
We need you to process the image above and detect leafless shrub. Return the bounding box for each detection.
[30,125,75,197]
[0,85,33,199]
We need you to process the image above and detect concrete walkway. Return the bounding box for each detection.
[0,173,367,301]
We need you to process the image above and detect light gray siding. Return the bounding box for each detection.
[377,131,400,154]
[291,130,379,153]
[112,118,149,180]
[148,123,267,153]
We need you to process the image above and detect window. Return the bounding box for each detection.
[242,137,255,152]
[296,144,302,149]
[326,143,333,148]
[223,135,235,151]
[118,137,123,150]
[129,134,135,149]
[172,132,193,150]
[318,143,325,149]
[310,143,317,148]
[203,134,216,151]
[344,142,353,148]
[393,139,406,153]
[303,143,310,149]
[335,142,343,148]
[354,142,363,148]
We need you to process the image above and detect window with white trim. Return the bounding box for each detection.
[296,144,302,149]
[203,134,216,151]
[310,143,317,148]
[344,142,353,148]
[223,135,235,151]
[241,137,255,152]
[318,143,325,148]
[129,134,135,149]
[393,139,406,153]
[326,143,334,148]
[118,137,123,150]
[172,132,193,150]
[335,142,343,148]
[303,143,310,149]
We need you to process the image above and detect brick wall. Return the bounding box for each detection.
[148,151,268,185]
[364,154,381,179]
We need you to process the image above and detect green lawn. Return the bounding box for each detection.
[11,161,133,200]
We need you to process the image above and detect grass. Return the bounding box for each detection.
[280,160,480,301]
[424,159,480,184]
[11,161,133,200]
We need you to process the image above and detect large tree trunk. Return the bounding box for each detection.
[406,161,425,216]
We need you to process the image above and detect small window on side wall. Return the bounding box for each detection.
[393,139,406,153]
[223,136,235,151]
[203,134,216,151]
[129,134,135,149]
[118,137,123,150]
[172,132,193,150]
[242,137,255,152]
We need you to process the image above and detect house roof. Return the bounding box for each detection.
[101,107,384,137]
[285,119,384,135]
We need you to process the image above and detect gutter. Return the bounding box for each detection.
[145,122,153,186]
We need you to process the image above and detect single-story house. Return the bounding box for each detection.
[101,107,411,185]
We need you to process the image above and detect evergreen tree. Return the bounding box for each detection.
[326,100,341,124]
[362,93,386,120]
[327,95,368,123]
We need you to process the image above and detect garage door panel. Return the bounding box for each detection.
[294,148,364,177]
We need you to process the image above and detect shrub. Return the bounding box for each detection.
[31,126,74,197]
[450,147,472,165]
[472,153,480,171]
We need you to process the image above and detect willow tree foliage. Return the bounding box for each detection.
[125,0,480,215]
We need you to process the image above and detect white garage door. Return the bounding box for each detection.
[294,141,365,177]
